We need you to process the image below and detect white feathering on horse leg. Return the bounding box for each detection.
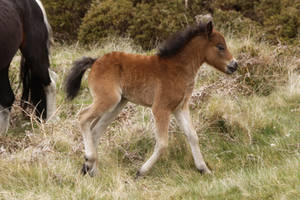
[0,106,10,134]
[45,69,58,122]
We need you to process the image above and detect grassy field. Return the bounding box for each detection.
[0,36,300,199]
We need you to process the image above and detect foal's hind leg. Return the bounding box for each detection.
[0,67,15,134]
[79,94,122,176]
[174,108,211,174]
[91,99,127,148]
[138,108,171,176]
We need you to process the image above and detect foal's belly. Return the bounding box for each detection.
[122,84,155,107]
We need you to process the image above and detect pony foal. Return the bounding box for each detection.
[65,21,238,177]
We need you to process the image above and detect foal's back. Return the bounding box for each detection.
[88,51,184,108]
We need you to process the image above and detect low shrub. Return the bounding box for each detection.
[78,0,210,49]
[263,6,300,44]
[213,9,260,38]
[236,43,290,96]
[43,0,92,40]
[78,0,135,45]
[127,1,189,49]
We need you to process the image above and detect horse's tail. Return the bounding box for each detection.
[65,57,96,100]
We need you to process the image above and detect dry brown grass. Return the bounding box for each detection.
[0,36,300,199]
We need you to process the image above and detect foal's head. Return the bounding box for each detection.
[202,22,238,74]
[157,21,238,74]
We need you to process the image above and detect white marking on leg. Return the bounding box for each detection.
[82,127,96,159]
[139,140,167,175]
[91,100,127,147]
[139,110,170,175]
[174,109,211,173]
[79,107,98,161]
[49,69,58,82]
[44,70,57,121]
[82,120,98,176]
[80,91,122,176]
[0,106,10,134]
[80,100,121,176]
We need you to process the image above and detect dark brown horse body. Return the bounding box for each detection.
[65,21,238,177]
[0,0,56,133]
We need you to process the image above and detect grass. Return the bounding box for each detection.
[0,36,300,199]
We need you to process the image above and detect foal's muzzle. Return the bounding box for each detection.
[226,60,238,74]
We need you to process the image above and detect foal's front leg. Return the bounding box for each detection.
[137,109,171,177]
[174,108,211,174]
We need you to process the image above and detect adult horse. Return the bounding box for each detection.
[65,21,238,177]
[0,0,56,133]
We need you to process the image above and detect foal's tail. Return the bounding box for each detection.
[65,57,96,100]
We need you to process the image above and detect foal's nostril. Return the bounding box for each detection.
[229,60,238,69]
[226,60,238,74]
[230,61,238,69]
[233,62,238,69]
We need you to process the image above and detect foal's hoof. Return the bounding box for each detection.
[198,167,212,175]
[135,170,147,180]
[135,171,142,180]
[81,163,90,176]
[81,162,97,177]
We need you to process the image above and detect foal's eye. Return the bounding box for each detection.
[217,45,225,51]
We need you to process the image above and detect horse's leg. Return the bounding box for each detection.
[44,69,57,121]
[137,108,171,177]
[174,108,211,174]
[0,67,15,134]
[20,39,56,120]
[0,105,10,134]
[79,93,122,176]
[19,56,50,119]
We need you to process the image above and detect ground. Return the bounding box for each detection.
[0,36,299,199]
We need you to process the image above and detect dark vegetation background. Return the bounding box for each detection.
[43,0,300,49]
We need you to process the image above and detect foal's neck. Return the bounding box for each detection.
[169,36,207,79]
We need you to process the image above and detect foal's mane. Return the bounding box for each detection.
[157,22,208,58]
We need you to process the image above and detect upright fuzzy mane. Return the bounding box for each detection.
[157,22,208,58]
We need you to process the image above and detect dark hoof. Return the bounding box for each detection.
[81,163,90,175]
[135,171,141,180]
[197,168,212,175]
[198,168,205,174]
[84,155,88,162]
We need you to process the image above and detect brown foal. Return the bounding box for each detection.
[65,21,238,177]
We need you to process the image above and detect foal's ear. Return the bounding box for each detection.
[206,21,213,36]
